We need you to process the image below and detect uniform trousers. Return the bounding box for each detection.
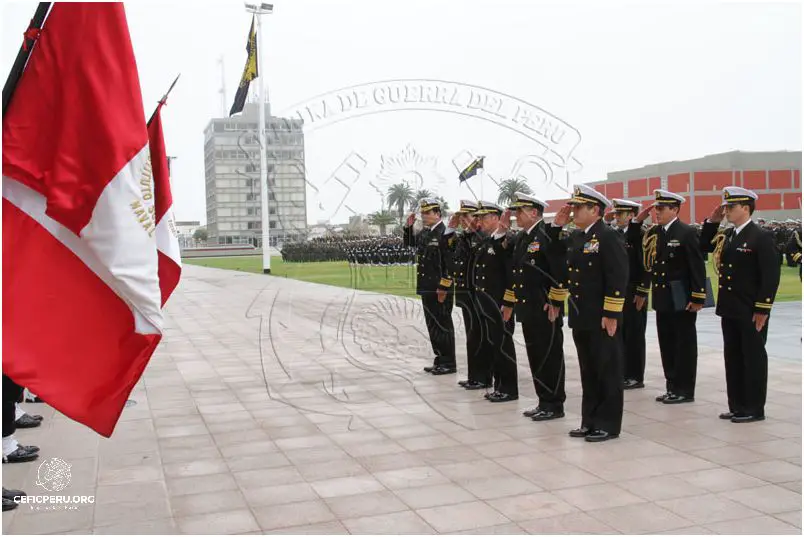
[656,310,698,398]
[721,316,769,417]
[475,291,517,396]
[623,284,648,382]
[421,292,456,368]
[519,308,565,412]
[572,327,624,435]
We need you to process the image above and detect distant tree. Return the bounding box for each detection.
[193,228,208,242]
[497,178,532,207]
[436,196,450,212]
[368,210,397,235]
[387,182,415,221]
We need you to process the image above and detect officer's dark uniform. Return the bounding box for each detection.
[403,199,456,374]
[787,230,802,280]
[644,190,707,404]
[700,188,781,422]
[470,202,517,401]
[449,201,488,389]
[562,186,628,442]
[502,193,567,420]
[612,200,650,389]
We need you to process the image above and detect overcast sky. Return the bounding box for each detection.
[2,0,801,224]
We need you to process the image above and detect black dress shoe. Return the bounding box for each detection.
[719,412,735,420]
[464,381,490,390]
[15,414,41,429]
[2,446,39,464]
[2,498,17,512]
[663,394,694,405]
[655,392,672,402]
[731,415,765,423]
[423,366,435,373]
[431,366,457,375]
[569,427,591,438]
[24,394,44,403]
[522,407,541,418]
[21,445,40,454]
[488,392,518,403]
[585,430,619,442]
[458,380,470,387]
[484,391,497,400]
[531,410,565,421]
[3,488,25,501]
[623,379,645,390]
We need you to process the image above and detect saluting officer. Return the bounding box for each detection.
[471,201,518,402]
[552,185,628,442]
[612,199,651,390]
[501,192,568,421]
[636,190,707,405]
[700,187,781,423]
[403,198,457,375]
[787,228,802,280]
[447,201,490,390]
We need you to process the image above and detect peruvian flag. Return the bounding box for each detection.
[3,3,163,437]
[148,96,182,306]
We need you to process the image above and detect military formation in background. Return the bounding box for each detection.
[280,235,414,265]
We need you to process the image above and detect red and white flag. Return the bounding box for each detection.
[3,3,163,437]
[148,100,182,306]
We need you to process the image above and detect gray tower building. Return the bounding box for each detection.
[203,102,307,246]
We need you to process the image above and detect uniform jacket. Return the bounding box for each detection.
[622,223,651,296]
[470,231,514,305]
[502,220,567,323]
[403,221,454,295]
[645,219,707,312]
[564,219,629,330]
[700,220,781,319]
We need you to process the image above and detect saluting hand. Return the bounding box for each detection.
[406,213,416,226]
[635,203,655,224]
[497,209,512,232]
[708,205,725,224]
[448,214,460,229]
[553,205,572,227]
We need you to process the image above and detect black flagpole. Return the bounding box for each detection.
[147,73,181,127]
[2,2,51,117]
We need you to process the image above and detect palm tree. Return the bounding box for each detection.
[411,189,434,212]
[436,196,450,212]
[387,182,415,221]
[368,210,397,235]
[497,178,533,207]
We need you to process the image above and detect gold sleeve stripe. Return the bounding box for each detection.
[636,286,651,294]
[690,292,707,299]
[440,278,453,287]
[754,302,773,309]
[503,290,517,302]
[603,297,625,303]
[603,301,625,312]
[548,288,569,301]
[794,253,802,262]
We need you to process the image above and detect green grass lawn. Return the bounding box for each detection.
[185,255,802,303]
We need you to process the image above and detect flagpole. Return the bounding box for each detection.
[246,3,274,273]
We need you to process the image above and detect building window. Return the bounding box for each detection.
[269,221,277,229]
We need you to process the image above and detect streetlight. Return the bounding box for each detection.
[244,1,273,273]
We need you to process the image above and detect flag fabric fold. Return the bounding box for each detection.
[2,3,164,437]
[229,16,258,116]
[148,100,182,306]
[459,156,484,182]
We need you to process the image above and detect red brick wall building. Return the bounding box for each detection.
[544,151,802,223]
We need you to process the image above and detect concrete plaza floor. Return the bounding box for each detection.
[3,264,802,534]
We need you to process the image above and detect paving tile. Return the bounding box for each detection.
[252,500,336,531]
[170,490,249,518]
[309,475,386,498]
[167,472,238,497]
[587,502,694,533]
[262,521,350,534]
[775,510,802,528]
[518,512,619,534]
[523,465,604,491]
[720,484,803,514]
[242,482,320,507]
[657,493,763,524]
[93,517,179,534]
[176,509,259,534]
[675,467,768,493]
[342,510,435,534]
[416,500,510,532]
[733,460,802,483]
[554,482,647,512]
[324,490,409,519]
[704,514,801,534]
[393,483,477,509]
[487,492,578,522]
[373,466,450,490]
[461,475,541,500]
[619,474,710,501]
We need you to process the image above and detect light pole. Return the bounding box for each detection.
[245,2,273,273]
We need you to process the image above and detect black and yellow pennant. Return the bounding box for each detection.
[229,17,258,116]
